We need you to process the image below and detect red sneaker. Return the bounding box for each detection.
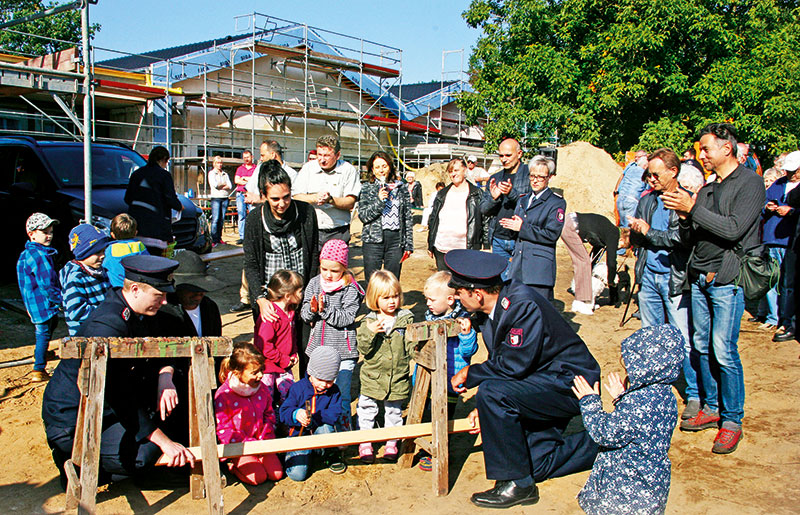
[679,409,720,432]
[712,427,743,454]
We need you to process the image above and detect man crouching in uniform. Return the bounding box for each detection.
[42,255,196,489]
[447,249,601,508]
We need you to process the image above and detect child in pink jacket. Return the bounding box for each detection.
[214,343,283,485]
[254,270,303,404]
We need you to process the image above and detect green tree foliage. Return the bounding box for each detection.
[460,0,800,155]
[0,0,99,57]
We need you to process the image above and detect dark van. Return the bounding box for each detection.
[1,136,210,276]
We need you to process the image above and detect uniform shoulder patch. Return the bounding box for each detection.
[509,328,523,346]
[556,207,565,222]
[121,307,131,321]
[501,297,510,310]
[552,191,563,198]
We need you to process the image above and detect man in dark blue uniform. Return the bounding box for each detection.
[447,249,601,508]
[499,156,565,301]
[42,255,195,489]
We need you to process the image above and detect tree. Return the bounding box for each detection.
[0,0,100,57]
[460,0,800,156]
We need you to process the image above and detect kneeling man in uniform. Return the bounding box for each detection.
[447,249,601,508]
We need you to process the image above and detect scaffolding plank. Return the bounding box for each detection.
[253,41,399,78]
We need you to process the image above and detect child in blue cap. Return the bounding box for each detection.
[59,224,112,335]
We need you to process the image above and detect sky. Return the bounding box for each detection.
[89,1,481,84]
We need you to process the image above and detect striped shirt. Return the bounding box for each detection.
[60,260,111,336]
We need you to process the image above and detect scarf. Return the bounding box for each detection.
[320,277,346,293]
[261,201,298,236]
[228,372,260,397]
[74,260,106,279]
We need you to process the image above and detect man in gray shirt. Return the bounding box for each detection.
[663,122,764,455]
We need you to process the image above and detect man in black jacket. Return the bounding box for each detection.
[628,148,696,419]
[663,123,764,454]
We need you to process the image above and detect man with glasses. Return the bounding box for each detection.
[481,137,531,275]
[663,123,764,454]
[497,156,564,301]
[628,148,697,420]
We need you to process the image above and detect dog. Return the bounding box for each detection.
[611,265,631,308]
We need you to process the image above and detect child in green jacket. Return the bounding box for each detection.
[356,270,415,464]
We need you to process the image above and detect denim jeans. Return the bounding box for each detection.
[639,272,698,400]
[235,192,251,240]
[691,274,746,424]
[210,197,229,244]
[284,423,334,481]
[34,316,58,371]
[362,229,404,282]
[616,195,638,228]
[335,358,357,431]
[764,246,785,326]
[492,236,516,280]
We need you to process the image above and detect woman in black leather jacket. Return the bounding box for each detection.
[427,157,485,270]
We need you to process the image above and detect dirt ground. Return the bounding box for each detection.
[0,218,798,514]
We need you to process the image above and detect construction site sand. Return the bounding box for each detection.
[414,142,621,221]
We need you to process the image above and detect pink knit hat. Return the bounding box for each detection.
[320,239,349,267]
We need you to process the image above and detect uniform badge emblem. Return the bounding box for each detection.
[121,307,131,321]
[556,208,565,222]
[509,328,523,346]
[501,297,510,310]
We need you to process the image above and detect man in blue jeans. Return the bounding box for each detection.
[481,137,531,277]
[663,123,764,454]
[629,148,697,419]
[234,150,256,244]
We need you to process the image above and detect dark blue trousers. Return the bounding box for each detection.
[476,377,598,482]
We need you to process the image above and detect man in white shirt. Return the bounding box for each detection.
[466,155,490,186]
[292,134,361,244]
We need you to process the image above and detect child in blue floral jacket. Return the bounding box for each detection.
[572,324,684,515]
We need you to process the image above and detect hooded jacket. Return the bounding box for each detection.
[578,324,684,515]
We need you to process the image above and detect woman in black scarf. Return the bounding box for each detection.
[243,160,319,323]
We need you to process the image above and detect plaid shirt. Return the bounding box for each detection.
[59,260,111,335]
[16,241,61,324]
[262,233,304,292]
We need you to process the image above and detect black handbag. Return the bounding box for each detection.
[734,245,781,301]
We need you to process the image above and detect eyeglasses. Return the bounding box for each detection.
[530,175,549,182]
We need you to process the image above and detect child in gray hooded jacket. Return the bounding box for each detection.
[572,324,684,515]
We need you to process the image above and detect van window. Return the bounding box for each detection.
[39,145,147,186]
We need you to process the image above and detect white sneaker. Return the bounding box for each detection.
[571,300,594,315]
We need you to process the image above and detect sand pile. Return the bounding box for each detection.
[550,141,622,221]
[411,162,449,205]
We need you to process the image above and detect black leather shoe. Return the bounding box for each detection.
[773,330,795,342]
[229,301,251,313]
[470,481,539,509]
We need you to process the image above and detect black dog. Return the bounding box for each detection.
[610,265,631,308]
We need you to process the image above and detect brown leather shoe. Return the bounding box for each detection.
[30,370,50,383]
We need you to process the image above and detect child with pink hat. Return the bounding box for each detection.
[300,239,364,431]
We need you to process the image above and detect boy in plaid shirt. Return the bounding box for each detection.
[60,224,112,336]
[16,213,61,382]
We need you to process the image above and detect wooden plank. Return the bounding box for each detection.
[397,365,430,468]
[199,247,243,263]
[414,340,436,371]
[64,459,81,510]
[78,340,109,514]
[405,320,460,342]
[431,324,450,496]
[156,419,477,465]
[191,343,224,515]
[413,437,432,455]
[188,366,205,500]
[60,336,233,359]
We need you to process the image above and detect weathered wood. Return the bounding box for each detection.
[431,324,450,496]
[69,359,90,468]
[188,366,205,500]
[191,344,224,515]
[199,248,243,262]
[405,319,460,342]
[414,339,436,371]
[413,437,432,455]
[59,336,232,359]
[78,340,109,514]
[397,365,431,468]
[64,459,81,510]
[156,419,477,465]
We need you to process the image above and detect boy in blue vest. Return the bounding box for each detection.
[104,213,149,288]
[16,213,61,382]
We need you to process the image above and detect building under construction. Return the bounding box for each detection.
[0,11,488,195]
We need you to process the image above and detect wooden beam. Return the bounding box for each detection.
[199,248,243,262]
[431,323,450,496]
[191,344,224,514]
[155,419,477,465]
[59,337,233,360]
[78,340,109,514]
[405,320,460,342]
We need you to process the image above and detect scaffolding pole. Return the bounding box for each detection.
[81,0,92,222]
